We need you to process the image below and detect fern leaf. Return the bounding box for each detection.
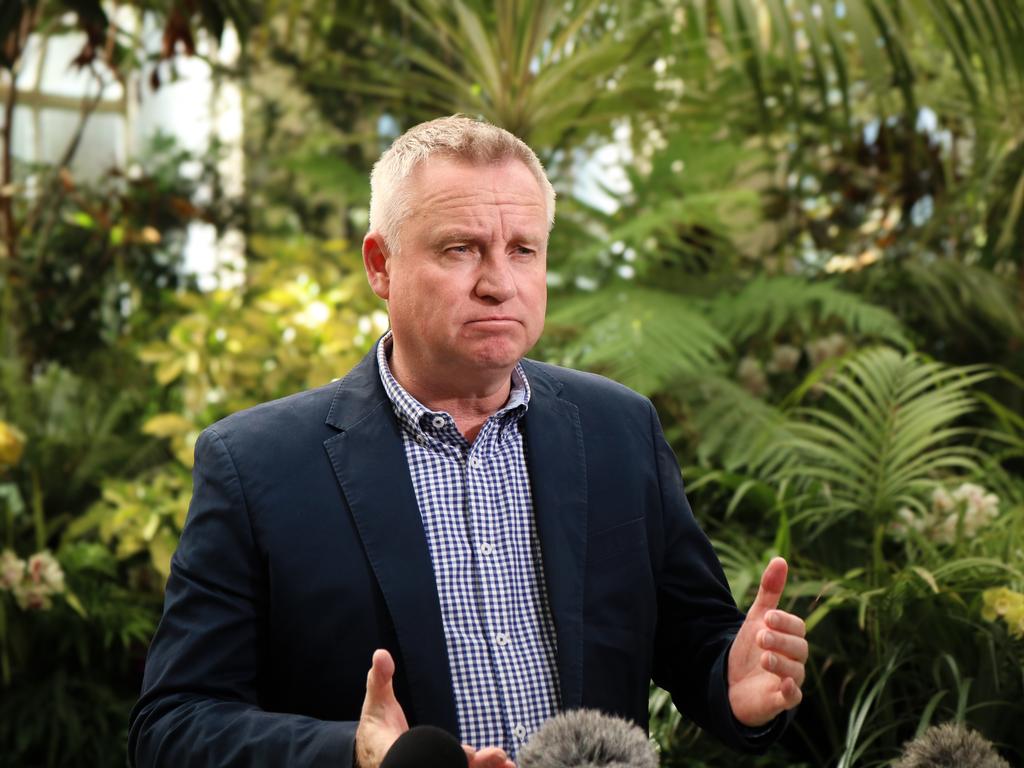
[781,348,991,532]
[710,276,911,348]
[687,374,796,476]
[546,287,732,396]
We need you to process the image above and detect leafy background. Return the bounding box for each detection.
[1,1,1023,766]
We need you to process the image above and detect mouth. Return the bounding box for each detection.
[467,317,520,324]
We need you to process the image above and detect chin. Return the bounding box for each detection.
[465,343,528,370]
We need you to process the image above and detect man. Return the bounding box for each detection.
[128,116,806,768]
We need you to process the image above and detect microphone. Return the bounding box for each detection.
[517,709,657,768]
[892,721,1009,768]
[380,725,468,768]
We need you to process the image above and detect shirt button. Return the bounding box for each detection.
[415,434,426,446]
[479,542,494,556]
[470,456,482,469]
[431,416,445,429]
[495,632,510,647]
[513,724,527,741]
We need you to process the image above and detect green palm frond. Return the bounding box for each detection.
[687,374,795,476]
[546,287,732,396]
[709,276,911,348]
[694,0,1024,129]
[782,347,990,533]
[895,259,1024,347]
[341,0,666,150]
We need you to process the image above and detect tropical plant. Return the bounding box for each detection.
[3,0,1024,765]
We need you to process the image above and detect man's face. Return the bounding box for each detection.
[371,157,549,382]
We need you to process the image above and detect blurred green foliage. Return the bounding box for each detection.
[1,0,1023,765]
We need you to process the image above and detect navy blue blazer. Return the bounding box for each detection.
[128,349,782,766]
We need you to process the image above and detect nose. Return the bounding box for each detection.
[474,253,517,303]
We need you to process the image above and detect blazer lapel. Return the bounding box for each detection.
[322,351,457,734]
[521,361,588,711]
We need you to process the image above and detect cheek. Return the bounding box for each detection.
[522,275,548,318]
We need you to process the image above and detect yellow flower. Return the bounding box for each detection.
[982,587,1024,637]
[0,420,26,468]
[1006,604,1024,639]
[983,587,1011,614]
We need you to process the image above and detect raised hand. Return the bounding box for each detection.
[355,649,515,768]
[727,557,807,727]
[355,650,410,768]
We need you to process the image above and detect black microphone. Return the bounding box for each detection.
[892,722,1010,768]
[517,709,657,768]
[380,725,468,768]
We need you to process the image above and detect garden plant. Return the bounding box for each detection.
[1,1,1022,765]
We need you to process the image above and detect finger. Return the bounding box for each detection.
[364,649,397,710]
[780,676,803,708]
[766,610,806,638]
[758,630,808,662]
[470,747,512,767]
[761,651,806,685]
[750,557,789,615]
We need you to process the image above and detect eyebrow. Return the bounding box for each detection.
[430,229,546,248]
[430,230,480,246]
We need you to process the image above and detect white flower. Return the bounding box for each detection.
[26,550,65,593]
[952,482,985,506]
[823,333,849,359]
[14,582,54,611]
[962,507,986,538]
[766,344,801,374]
[931,486,955,514]
[0,549,25,590]
[805,338,831,367]
[947,483,1000,540]
[930,513,958,545]
[737,356,769,396]
[890,507,916,538]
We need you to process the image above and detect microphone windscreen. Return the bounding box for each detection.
[380,725,468,768]
[892,722,1010,768]
[517,709,657,768]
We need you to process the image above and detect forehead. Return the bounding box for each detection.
[404,157,547,229]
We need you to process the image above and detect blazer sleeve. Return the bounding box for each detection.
[646,400,788,752]
[128,428,358,767]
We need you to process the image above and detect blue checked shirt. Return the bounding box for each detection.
[376,333,561,758]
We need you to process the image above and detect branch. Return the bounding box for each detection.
[1,70,17,262]
[0,2,44,263]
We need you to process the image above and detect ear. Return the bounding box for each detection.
[362,232,391,300]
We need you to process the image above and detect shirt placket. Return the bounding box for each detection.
[472,417,538,757]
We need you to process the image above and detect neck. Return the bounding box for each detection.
[388,343,513,442]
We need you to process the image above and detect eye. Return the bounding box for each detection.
[512,245,536,258]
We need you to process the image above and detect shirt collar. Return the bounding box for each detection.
[375,331,530,435]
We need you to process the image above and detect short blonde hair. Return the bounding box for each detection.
[368,115,556,255]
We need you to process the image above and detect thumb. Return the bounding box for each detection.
[748,556,788,617]
[363,649,398,714]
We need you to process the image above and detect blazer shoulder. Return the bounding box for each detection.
[522,359,652,412]
[204,379,340,448]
